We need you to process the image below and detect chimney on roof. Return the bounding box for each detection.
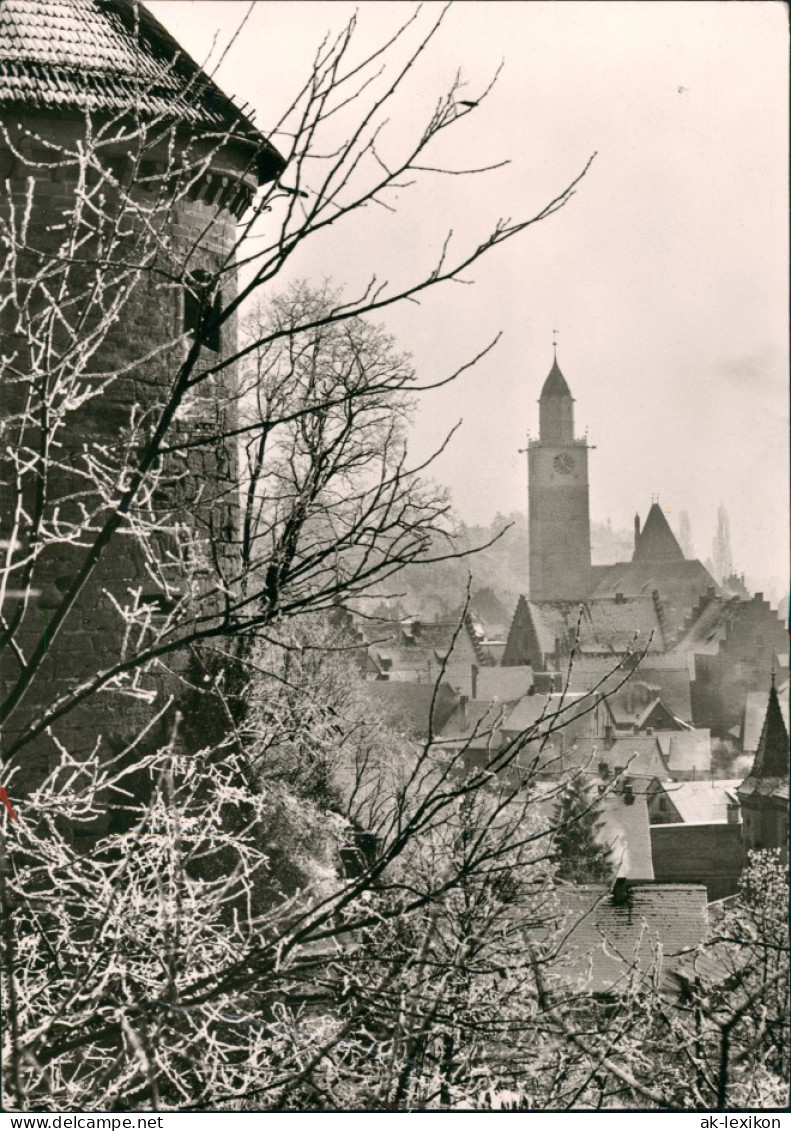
[534,672,552,695]
[471,663,479,700]
[604,724,615,749]
[645,726,653,736]
[612,876,630,907]
[623,783,635,806]
[615,592,625,605]
[459,694,468,727]
[726,801,740,825]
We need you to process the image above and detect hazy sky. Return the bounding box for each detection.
[149,0,788,596]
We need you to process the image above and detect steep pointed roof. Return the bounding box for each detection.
[738,679,789,798]
[632,503,685,564]
[502,594,533,666]
[540,355,572,400]
[0,0,284,180]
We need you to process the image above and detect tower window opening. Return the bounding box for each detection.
[184,269,222,352]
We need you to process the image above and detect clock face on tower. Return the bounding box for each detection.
[553,452,575,475]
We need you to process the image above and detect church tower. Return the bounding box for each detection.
[527,352,592,600]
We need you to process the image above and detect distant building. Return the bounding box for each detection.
[680,592,788,735]
[647,779,742,826]
[502,592,666,670]
[345,613,482,684]
[524,353,715,626]
[547,883,709,995]
[359,680,459,741]
[565,653,694,723]
[590,504,716,640]
[655,729,713,780]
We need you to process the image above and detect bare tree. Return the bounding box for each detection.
[0,4,593,786]
[0,3,606,1111]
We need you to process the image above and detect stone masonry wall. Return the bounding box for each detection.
[0,112,255,813]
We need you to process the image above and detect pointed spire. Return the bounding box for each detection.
[540,354,572,400]
[503,595,533,666]
[632,503,684,564]
[745,678,789,782]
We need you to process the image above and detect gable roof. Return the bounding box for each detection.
[565,655,693,721]
[437,698,512,751]
[359,615,479,681]
[564,734,669,779]
[673,591,787,660]
[500,692,610,744]
[655,779,740,824]
[476,665,535,701]
[655,729,712,777]
[600,793,654,880]
[359,680,458,741]
[518,597,665,661]
[549,884,709,994]
[0,0,283,180]
[590,559,715,640]
[633,503,685,564]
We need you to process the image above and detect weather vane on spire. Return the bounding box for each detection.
[552,328,559,358]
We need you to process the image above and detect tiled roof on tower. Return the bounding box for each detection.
[540,354,572,400]
[632,503,685,564]
[0,0,284,181]
[738,677,789,798]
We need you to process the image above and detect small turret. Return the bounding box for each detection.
[737,675,789,855]
[538,352,575,445]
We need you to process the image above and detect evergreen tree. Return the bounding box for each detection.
[552,775,614,884]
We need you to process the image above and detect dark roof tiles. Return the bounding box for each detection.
[633,503,685,564]
[550,883,709,993]
[528,597,665,657]
[0,0,283,179]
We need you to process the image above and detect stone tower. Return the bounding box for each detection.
[0,0,284,805]
[527,352,592,600]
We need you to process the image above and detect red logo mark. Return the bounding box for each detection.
[0,787,17,821]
